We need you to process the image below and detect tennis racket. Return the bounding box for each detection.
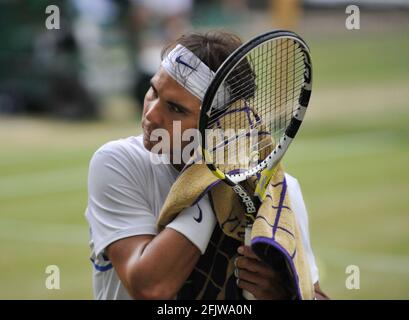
[198,30,312,299]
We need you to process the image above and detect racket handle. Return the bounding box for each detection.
[242,226,257,300]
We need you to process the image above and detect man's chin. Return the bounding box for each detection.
[143,134,154,151]
[142,134,163,155]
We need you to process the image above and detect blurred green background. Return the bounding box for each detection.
[0,0,408,299]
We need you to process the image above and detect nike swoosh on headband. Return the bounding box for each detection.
[176,55,197,71]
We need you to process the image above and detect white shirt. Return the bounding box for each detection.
[85,135,319,300]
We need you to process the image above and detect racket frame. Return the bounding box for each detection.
[199,30,312,192]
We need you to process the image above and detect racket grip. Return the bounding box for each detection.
[242,226,257,300]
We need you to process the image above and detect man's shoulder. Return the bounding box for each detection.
[91,135,151,165]
[95,135,145,157]
[89,135,171,180]
[88,135,150,176]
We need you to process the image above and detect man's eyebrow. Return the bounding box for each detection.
[150,79,190,113]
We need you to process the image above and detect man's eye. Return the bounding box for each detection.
[168,104,184,114]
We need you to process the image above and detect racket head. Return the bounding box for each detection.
[199,30,312,185]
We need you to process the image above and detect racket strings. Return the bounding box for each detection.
[207,108,297,169]
[208,44,304,115]
[205,38,306,171]
[206,77,305,132]
[206,65,305,129]
[216,43,302,101]
[206,47,305,129]
[209,126,273,156]
[206,76,305,157]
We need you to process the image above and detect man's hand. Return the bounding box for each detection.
[234,245,293,300]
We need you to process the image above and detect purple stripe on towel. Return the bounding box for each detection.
[272,177,288,239]
[255,216,295,239]
[277,226,295,239]
[270,181,284,187]
[291,248,297,260]
[272,204,291,211]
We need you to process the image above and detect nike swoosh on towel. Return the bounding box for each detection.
[193,204,203,223]
[176,55,197,71]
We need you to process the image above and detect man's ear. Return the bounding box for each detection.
[314,282,330,300]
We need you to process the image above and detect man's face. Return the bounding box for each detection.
[141,67,201,163]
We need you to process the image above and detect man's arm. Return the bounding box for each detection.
[106,229,200,300]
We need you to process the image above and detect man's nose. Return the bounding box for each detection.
[144,100,163,127]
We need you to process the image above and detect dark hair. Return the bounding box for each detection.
[161,31,243,73]
[161,31,256,102]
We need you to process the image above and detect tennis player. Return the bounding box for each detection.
[85,31,328,300]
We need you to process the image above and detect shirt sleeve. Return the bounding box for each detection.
[285,174,320,284]
[86,141,157,258]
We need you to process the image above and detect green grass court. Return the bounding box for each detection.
[0,33,408,299]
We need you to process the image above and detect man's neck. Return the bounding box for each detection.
[171,163,185,172]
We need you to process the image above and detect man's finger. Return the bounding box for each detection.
[235,256,259,273]
[236,278,260,297]
[235,268,270,290]
[237,245,260,260]
[235,256,277,277]
[237,277,292,300]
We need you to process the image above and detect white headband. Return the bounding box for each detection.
[161,44,229,105]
